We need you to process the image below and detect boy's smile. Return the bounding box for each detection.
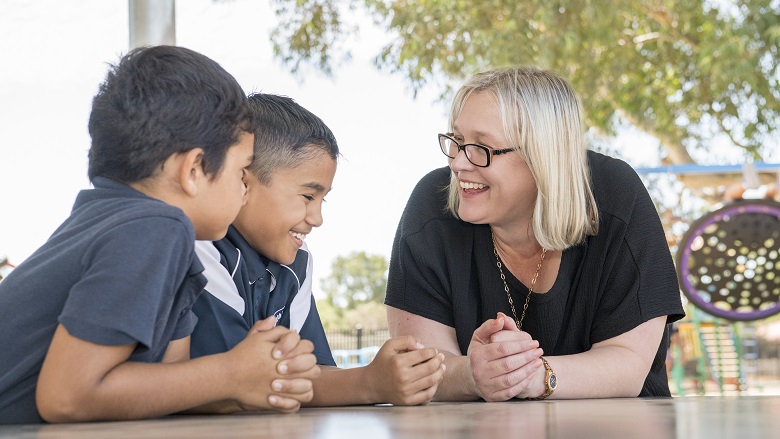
[290,231,308,246]
[234,147,337,265]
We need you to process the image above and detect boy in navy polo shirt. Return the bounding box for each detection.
[0,46,319,424]
[191,93,445,406]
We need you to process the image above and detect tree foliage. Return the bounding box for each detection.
[342,301,388,330]
[320,251,389,309]
[271,0,780,164]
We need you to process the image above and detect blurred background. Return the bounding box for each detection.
[1,0,779,395]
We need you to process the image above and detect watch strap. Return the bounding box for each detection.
[527,357,556,400]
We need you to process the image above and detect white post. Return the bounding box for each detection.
[129,0,176,48]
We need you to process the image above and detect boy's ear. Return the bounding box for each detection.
[178,148,205,197]
[242,169,261,194]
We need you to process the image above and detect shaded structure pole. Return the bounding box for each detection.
[129,0,176,48]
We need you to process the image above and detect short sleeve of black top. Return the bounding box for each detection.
[0,177,205,424]
[385,151,685,397]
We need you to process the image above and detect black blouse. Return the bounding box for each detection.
[386,150,685,397]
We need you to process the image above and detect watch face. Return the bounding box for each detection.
[549,374,557,389]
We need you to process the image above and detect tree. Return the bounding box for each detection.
[343,301,388,331]
[320,251,389,309]
[317,251,389,330]
[271,0,780,184]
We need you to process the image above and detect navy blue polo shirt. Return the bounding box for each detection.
[191,226,336,366]
[0,177,205,424]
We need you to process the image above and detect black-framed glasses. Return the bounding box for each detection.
[438,134,514,167]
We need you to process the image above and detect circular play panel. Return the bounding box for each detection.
[677,200,780,321]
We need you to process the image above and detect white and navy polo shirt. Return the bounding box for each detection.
[190,226,335,366]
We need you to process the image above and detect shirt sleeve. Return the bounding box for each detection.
[59,216,194,350]
[298,298,337,366]
[386,168,460,328]
[171,309,198,341]
[589,162,685,344]
[292,246,336,366]
[189,240,249,357]
[386,226,457,327]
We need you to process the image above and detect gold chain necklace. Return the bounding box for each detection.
[491,230,547,331]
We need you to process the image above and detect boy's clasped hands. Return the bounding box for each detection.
[362,336,445,406]
[233,317,445,413]
[228,316,320,413]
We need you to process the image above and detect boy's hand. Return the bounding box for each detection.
[226,318,320,414]
[364,336,445,405]
[248,316,314,360]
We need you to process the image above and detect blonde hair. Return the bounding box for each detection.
[446,66,598,250]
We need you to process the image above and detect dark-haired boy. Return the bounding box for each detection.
[0,46,319,425]
[191,93,444,406]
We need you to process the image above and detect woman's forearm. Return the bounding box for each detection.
[538,317,666,399]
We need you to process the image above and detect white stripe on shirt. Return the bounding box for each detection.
[283,242,313,332]
[194,240,245,315]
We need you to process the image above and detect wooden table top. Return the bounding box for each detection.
[1,396,777,439]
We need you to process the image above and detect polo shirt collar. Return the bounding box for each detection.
[73,176,153,210]
[224,226,277,286]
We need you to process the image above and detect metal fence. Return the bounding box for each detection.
[325,328,390,351]
[325,328,390,368]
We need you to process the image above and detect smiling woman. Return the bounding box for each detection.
[385,66,686,402]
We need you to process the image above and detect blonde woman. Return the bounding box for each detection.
[386,67,684,401]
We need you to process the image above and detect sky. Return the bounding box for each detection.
[0,0,755,295]
[0,0,448,291]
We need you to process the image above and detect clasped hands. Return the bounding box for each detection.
[228,316,321,414]
[466,312,545,401]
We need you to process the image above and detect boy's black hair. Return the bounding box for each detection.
[246,93,339,183]
[87,45,255,183]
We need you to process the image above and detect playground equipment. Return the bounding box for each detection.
[636,162,780,395]
[0,257,14,282]
[673,199,780,394]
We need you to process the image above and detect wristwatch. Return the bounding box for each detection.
[528,357,557,400]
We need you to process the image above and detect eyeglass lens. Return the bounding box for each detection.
[440,136,489,166]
